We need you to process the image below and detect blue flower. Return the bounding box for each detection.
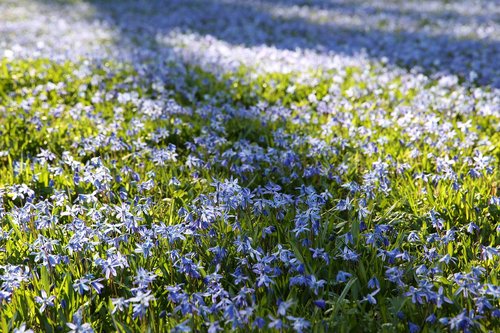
[408,322,420,333]
[313,299,326,309]
[335,271,352,283]
[67,309,94,333]
[34,290,55,313]
[368,277,380,290]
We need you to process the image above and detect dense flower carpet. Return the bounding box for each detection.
[0,0,499,332]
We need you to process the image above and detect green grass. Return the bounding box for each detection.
[0,58,498,332]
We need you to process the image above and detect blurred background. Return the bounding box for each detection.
[1,0,499,87]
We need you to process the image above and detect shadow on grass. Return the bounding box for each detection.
[49,0,499,88]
